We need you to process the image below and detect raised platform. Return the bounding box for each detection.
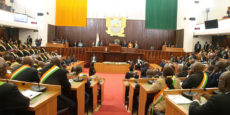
[94,62,129,74]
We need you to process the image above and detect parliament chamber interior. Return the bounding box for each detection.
[0,0,230,115]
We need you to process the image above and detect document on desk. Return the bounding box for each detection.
[167,94,192,104]
[21,90,42,99]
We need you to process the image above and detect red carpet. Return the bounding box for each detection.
[83,69,131,115]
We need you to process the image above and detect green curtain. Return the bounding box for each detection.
[146,0,178,30]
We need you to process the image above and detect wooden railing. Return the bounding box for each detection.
[46,47,186,64]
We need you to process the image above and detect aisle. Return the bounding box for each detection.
[82,69,131,115]
[94,73,131,115]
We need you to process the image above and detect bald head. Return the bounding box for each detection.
[38,61,45,68]
[218,71,230,93]
[191,62,204,73]
[51,57,61,67]
[23,56,34,66]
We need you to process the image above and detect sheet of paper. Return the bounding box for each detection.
[21,90,42,99]
[167,94,192,104]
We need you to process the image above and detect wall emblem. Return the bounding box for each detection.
[106,17,126,37]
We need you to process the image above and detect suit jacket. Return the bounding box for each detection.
[195,43,201,52]
[0,44,6,51]
[141,67,149,77]
[125,72,134,79]
[204,43,209,51]
[189,93,230,115]
[176,71,188,78]
[182,72,210,89]
[16,50,24,57]
[11,65,40,83]
[0,82,29,114]
[209,70,225,87]
[40,64,71,95]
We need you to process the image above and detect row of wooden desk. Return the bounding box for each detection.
[0,80,61,115]
[123,78,218,115]
[67,74,105,114]
[2,61,105,115]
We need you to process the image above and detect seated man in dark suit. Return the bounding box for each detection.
[10,56,40,83]
[40,57,76,115]
[141,62,149,77]
[189,71,230,115]
[125,67,134,79]
[135,56,143,70]
[209,61,226,87]
[0,57,30,115]
[182,62,210,89]
[176,65,188,77]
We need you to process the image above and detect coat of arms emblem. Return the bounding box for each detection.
[106,17,126,37]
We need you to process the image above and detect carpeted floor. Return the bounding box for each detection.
[83,69,131,115]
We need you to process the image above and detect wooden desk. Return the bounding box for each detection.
[66,61,85,72]
[164,88,218,115]
[126,79,156,114]
[122,79,129,105]
[94,62,129,74]
[162,45,183,52]
[46,43,66,48]
[70,80,86,115]
[128,82,136,113]
[99,78,105,104]
[86,51,144,64]
[0,80,61,115]
[90,80,99,112]
[138,83,155,115]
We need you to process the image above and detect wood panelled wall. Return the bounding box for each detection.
[55,18,177,50]
[0,28,19,41]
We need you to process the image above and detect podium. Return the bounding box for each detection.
[108,44,121,52]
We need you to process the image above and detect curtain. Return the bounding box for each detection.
[55,0,87,27]
[145,0,177,30]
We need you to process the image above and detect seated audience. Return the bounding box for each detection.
[10,56,40,83]
[189,71,230,115]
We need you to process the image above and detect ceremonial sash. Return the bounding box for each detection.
[11,62,19,67]
[0,44,6,51]
[0,81,5,86]
[19,50,24,55]
[7,43,12,49]
[6,61,11,65]
[43,55,47,60]
[153,76,176,105]
[24,50,30,55]
[37,67,42,71]
[11,52,18,58]
[11,65,30,80]
[39,55,44,61]
[13,45,18,49]
[40,65,60,84]
[197,72,208,89]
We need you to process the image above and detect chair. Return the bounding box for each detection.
[57,107,69,115]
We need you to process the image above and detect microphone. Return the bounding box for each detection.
[31,81,46,92]
[30,72,46,92]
